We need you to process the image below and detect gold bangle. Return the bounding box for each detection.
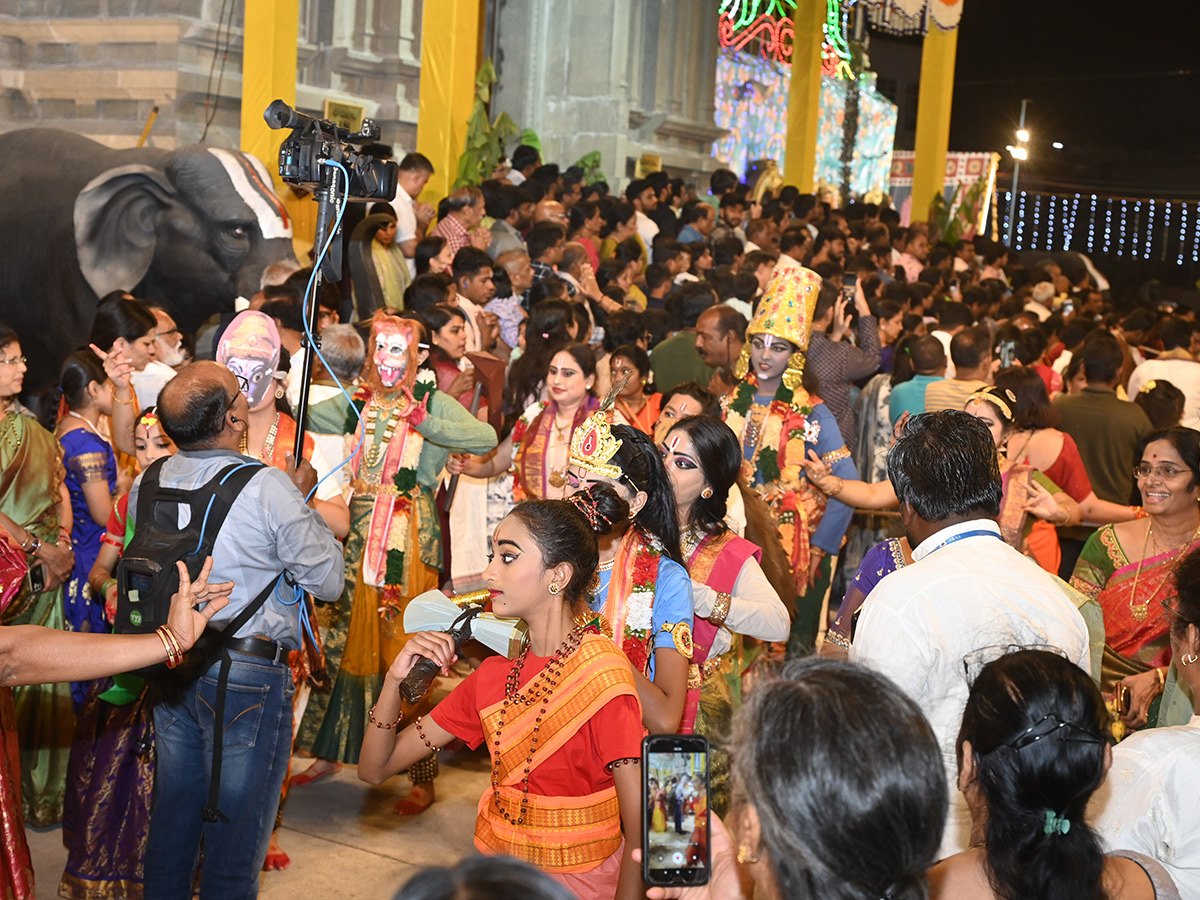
[110,383,136,406]
[826,476,844,497]
[368,704,403,730]
[163,625,184,666]
[709,592,732,627]
[1155,666,1166,692]
[155,625,183,668]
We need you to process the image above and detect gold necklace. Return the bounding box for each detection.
[240,412,280,460]
[552,414,571,442]
[1130,519,1200,622]
[364,400,402,469]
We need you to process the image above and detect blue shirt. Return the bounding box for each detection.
[805,403,859,555]
[590,553,693,679]
[128,449,346,648]
[889,374,941,425]
[677,225,705,244]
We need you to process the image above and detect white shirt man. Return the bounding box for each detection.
[851,518,1090,859]
[1091,714,1200,897]
[635,209,659,248]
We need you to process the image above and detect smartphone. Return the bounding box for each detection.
[27,562,45,595]
[642,734,710,887]
[843,271,857,303]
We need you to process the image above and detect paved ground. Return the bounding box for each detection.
[25,671,491,900]
[645,816,699,870]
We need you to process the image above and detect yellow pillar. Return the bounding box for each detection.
[910,26,959,225]
[240,0,314,258]
[783,0,825,192]
[417,0,483,203]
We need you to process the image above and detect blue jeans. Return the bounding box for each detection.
[145,652,294,900]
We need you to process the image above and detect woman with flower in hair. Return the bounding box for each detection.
[566,408,693,735]
[720,268,859,655]
[295,312,497,814]
[359,486,646,900]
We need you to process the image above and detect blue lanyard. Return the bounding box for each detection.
[924,529,1002,556]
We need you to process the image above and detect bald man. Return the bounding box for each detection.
[532,198,568,226]
[139,361,344,898]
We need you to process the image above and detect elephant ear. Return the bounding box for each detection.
[74,164,177,299]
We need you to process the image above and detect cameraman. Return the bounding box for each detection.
[137,361,344,899]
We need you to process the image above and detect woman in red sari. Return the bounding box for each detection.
[464,344,598,501]
[1071,427,1200,731]
[359,485,645,900]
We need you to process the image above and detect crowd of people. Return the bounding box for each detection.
[0,143,1197,900]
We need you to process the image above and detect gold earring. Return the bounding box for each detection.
[736,845,758,865]
[548,582,561,595]
[275,386,285,399]
[701,487,713,499]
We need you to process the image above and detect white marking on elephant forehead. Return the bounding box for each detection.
[207,147,292,240]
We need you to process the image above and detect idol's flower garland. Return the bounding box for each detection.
[723,374,815,488]
[602,529,664,676]
[510,400,545,450]
[350,370,436,617]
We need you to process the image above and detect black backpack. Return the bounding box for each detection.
[115,457,266,652]
[115,456,285,822]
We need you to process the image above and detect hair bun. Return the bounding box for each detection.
[568,484,629,537]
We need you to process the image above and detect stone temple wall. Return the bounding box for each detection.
[0,0,421,156]
[491,0,725,189]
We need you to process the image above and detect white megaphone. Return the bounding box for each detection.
[399,589,529,702]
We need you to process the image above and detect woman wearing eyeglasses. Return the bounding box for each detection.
[1070,427,1200,732]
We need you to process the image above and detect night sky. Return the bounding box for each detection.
[946,0,1200,195]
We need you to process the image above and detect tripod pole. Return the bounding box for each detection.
[293,184,339,459]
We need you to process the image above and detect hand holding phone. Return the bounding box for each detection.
[643,734,710,887]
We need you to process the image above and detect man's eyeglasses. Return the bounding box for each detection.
[0,355,27,367]
[1134,463,1188,479]
[225,376,248,415]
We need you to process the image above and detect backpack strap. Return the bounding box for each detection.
[201,572,283,823]
[182,462,267,569]
[132,456,169,529]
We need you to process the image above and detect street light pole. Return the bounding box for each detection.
[1005,98,1029,248]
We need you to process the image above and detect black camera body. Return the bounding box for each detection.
[264,99,398,200]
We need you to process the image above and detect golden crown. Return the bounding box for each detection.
[569,407,624,479]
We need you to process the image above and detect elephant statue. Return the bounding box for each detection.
[0,128,298,390]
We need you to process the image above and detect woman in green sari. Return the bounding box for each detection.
[0,324,76,827]
[1071,427,1200,732]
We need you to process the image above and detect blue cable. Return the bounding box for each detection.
[280,158,369,647]
[192,462,262,554]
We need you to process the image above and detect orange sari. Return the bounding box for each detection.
[475,634,639,873]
